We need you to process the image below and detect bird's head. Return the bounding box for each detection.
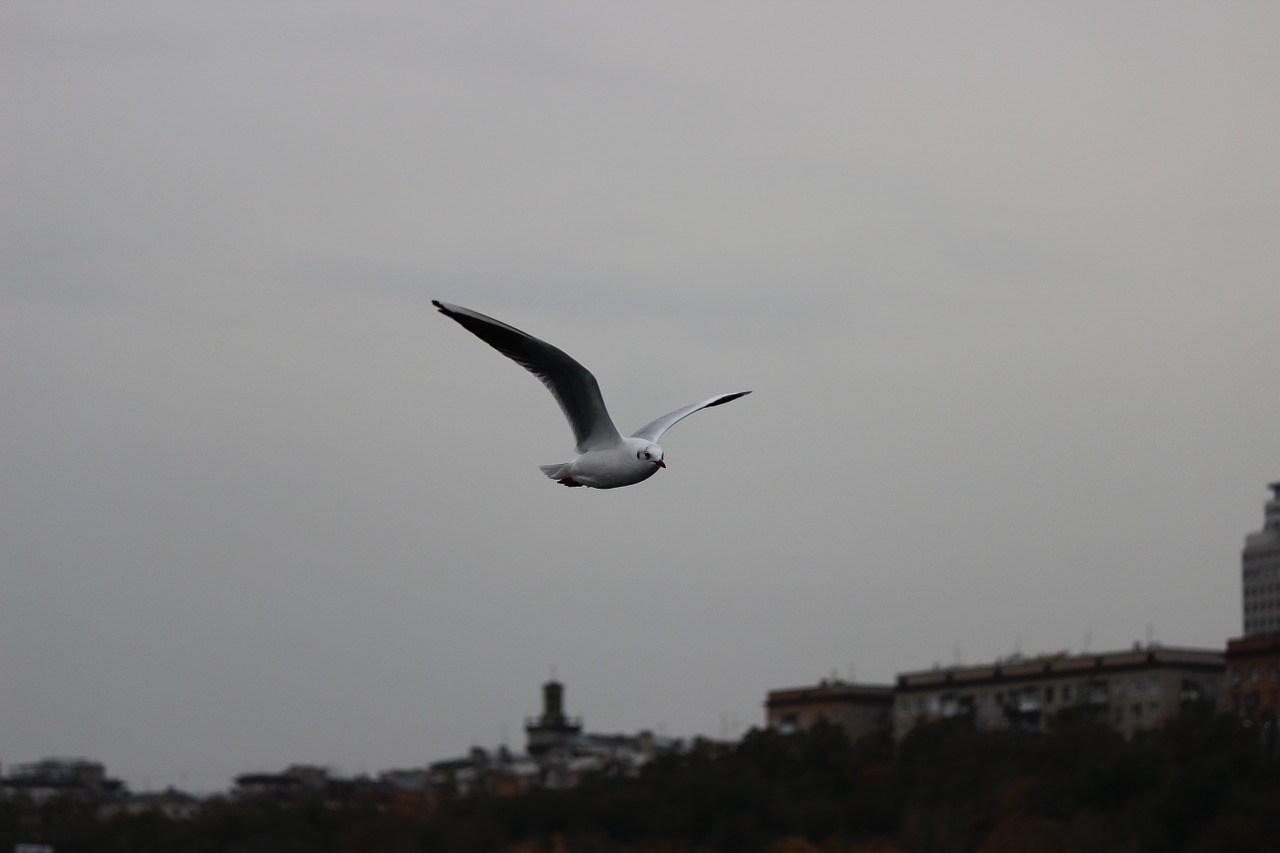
[637,443,665,468]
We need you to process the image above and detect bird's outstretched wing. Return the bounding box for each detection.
[432,300,623,452]
[630,391,751,443]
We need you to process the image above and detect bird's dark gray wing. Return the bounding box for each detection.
[433,300,622,452]
[630,391,751,443]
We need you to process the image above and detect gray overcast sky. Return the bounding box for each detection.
[2,2,1278,793]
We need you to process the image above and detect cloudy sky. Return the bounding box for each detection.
[3,3,1278,793]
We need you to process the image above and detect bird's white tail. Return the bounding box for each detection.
[539,462,572,480]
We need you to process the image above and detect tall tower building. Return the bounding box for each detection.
[524,679,582,755]
[1242,481,1280,636]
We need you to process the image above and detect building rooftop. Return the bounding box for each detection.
[766,681,894,706]
[896,646,1223,690]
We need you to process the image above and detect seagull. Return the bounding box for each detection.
[432,300,750,489]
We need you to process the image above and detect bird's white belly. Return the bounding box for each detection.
[569,449,660,489]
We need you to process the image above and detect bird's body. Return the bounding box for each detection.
[432,300,749,489]
[538,440,663,489]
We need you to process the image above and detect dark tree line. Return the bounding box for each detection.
[4,706,1278,852]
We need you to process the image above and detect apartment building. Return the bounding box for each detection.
[892,646,1223,739]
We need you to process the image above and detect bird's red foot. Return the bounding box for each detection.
[557,476,583,488]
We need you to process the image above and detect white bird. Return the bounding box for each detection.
[433,300,750,489]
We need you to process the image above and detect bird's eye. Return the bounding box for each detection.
[643,451,651,459]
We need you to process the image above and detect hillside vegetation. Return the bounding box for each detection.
[5,706,1278,852]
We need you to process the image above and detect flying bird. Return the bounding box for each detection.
[432,300,750,489]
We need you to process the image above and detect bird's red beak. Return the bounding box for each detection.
[654,459,666,468]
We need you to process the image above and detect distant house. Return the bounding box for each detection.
[765,680,894,741]
[379,767,432,791]
[0,757,125,806]
[1223,633,1280,720]
[100,787,202,820]
[232,764,328,802]
[231,765,387,807]
[427,746,539,796]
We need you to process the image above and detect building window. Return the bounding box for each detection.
[1044,686,1055,703]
